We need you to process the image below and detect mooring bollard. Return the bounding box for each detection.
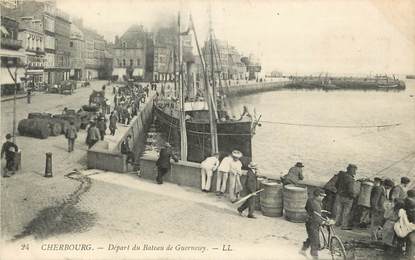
[45,152,53,177]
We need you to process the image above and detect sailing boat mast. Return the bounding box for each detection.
[190,13,218,155]
[178,11,188,160]
[208,4,219,154]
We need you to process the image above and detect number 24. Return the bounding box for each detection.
[21,244,29,250]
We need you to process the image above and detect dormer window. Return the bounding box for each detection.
[122,42,126,48]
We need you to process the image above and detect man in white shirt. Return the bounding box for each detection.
[216,154,232,196]
[200,153,220,192]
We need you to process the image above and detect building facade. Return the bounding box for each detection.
[54,8,71,83]
[69,24,84,80]
[203,39,246,81]
[112,24,147,81]
[2,0,70,85]
[0,13,26,95]
[18,16,45,84]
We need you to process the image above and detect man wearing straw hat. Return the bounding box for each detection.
[237,161,258,218]
[216,150,242,198]
[228,150,243,202]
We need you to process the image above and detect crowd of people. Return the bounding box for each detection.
[155,146,415,259]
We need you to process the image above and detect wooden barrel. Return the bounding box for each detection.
[358,181,374,207]
[49,122,62,136]
[28,112,52,120]
[283,185,308,223]
[260,181,283,217]
[18,118,49,139]
[255,177,267,210]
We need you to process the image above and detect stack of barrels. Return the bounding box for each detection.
[18,118,50,139]
[18,112,81,139]
[256,177,308,223]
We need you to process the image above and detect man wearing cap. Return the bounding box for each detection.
[65,121,78,152]
[227,150,243,202]
[237,162,258,218]
[97,116,107,141]
[156,143,178,184]
[200,153,220,192]
[334,164,357,230]
[1,134,18,177]
[281,162,304,186]
[86,121,101,149]
[300,188,327,259]
[390,177,411,202]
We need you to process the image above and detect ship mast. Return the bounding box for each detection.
[207,3,219,154]
[190,12,218,155]
[178,11,188,160]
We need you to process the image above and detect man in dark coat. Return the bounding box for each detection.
[323,171,340,216]
[237,162,258,218]
[334,164,357,230]
[300,188,327,259]
[281,162,304,186]
[1,134,18,177]
[121,135,134,165]
[96,116,107,141]
[370,177,394,240]
[156,143,178,184]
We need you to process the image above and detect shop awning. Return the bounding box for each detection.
[0,49,26,59]
[1,67,24,84]
[26,69,43,74]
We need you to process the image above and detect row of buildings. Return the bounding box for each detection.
[111,24,261,83]
[0,0,111,95]
[1,0,261,96]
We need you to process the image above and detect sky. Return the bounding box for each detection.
[56,0,415,75]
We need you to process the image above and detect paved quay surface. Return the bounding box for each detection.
[1,168,371,260]
[0,80,150,242]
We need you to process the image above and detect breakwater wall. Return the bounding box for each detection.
[226,80,291,96]
[87,95,154,172]
[139,153,324,196]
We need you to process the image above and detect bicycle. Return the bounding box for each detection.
[316,210,347,260]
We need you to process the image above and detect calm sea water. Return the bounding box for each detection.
[230,80,415,186]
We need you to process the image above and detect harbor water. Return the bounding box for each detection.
[230,79,415,186]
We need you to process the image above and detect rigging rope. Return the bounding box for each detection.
[367,151,415,178]
[260,120,401,129]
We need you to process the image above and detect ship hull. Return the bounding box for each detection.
[154,106,253,162]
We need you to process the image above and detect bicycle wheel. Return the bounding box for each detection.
[319,227,327,250]
[330,235,347,260]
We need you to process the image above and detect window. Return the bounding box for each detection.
[70,41,73,47]
[122,59,126,67]
[122,42,126,48]
[136,59,140,66]
[130,59,133,66]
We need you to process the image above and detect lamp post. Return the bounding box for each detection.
[6,58,24,144]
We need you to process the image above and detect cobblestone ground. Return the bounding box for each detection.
[1,170,375,260]
[0,81,112,240]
